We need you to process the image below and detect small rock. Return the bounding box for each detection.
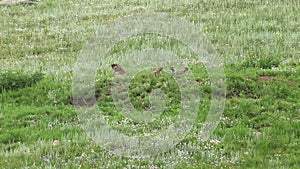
[255,132,262,138]
[53,140,60,146]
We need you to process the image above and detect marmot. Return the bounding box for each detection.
[111,64,127,76]
[170,66,189,74]
[151,67,163,76]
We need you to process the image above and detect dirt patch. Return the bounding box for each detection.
[257,76,298,86]
[66,90,102,107]
[257,76,274,82]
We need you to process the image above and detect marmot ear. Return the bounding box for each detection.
[111,64,117,68]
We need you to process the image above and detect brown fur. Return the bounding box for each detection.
[170,66,189,74]
[111,64,127,76]
[151,67,163,76]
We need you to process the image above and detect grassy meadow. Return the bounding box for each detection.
[0,0,300,168]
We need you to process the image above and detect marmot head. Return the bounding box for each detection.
[111,64,126,75]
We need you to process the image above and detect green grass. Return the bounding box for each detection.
[0,0,300,168]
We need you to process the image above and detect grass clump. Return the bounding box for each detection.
[0,71,43,93]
